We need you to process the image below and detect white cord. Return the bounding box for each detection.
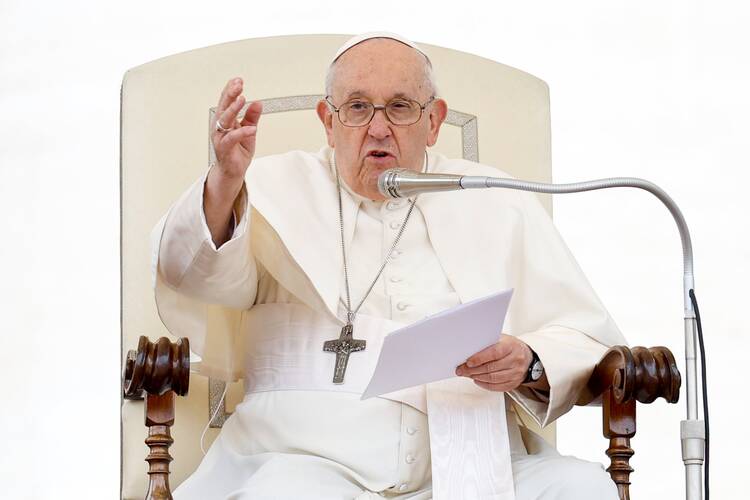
[199,383,229,455]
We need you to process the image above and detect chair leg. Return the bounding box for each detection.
[145,391,175,500]
[603,388,636,500]
[124,336,189,500]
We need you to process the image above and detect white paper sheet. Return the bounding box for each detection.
[361,288,514,400]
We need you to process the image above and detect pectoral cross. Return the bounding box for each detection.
[323,323,366,384]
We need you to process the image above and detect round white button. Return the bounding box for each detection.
[396,302,410,311]
[390,276,403,283]
[387,201,401,210]
[406,427,417,435]
[389,221,401,230]
[406,454,416,464]
[398,483,408,492]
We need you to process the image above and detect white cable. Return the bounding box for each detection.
[199,383,229,455]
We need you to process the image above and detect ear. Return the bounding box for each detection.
[316,100,335,147]
[426,98,448,147]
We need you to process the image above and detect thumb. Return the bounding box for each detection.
[237,125,258,152]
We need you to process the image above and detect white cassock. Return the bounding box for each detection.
[152,146,623,500]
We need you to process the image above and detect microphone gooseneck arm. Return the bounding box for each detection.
[379,169,706,500]
[463,175,695,306]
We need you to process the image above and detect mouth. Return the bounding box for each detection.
[366,150,396,161]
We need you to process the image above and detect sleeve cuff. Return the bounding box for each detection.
[508,327,609,428]
[199,166,249,252]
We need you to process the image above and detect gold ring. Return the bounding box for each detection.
[215,119,233,133]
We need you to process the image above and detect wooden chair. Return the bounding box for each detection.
[120,34,681,500]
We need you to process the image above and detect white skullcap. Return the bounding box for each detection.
[330,31,431,67]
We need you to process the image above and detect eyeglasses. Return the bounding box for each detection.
[325,96,436,127]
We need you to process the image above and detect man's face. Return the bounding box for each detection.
[317,39,448,200]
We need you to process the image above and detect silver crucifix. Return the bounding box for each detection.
[323,323,366,384]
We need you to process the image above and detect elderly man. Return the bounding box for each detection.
[153,33,622,499]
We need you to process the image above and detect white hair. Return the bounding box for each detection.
[324,40,439,99]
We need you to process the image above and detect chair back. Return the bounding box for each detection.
[120,33,553,498]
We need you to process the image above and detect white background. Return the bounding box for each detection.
[1,0,747,498]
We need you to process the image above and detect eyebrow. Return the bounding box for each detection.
[343,90,413,101]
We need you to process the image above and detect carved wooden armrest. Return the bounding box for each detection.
[123,336,190,500]
[575,346,681,500]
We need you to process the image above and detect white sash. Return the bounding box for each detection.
[241,302,515,500]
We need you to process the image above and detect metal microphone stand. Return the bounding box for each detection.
[458,175,706,500]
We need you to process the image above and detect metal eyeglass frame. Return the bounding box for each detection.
[324,95,436,127]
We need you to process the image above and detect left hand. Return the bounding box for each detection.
[455,335,533,392]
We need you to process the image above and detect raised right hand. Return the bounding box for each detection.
[211,77,263,180]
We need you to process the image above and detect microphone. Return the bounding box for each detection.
[377,169,468,198]
[377,166,707,500]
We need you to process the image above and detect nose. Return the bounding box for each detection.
[367,107,392,140]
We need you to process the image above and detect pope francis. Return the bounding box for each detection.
[152,32,623,500]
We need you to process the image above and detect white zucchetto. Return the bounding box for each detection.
[330,31,432,67]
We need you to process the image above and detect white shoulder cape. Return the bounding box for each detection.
[151,146,626,428]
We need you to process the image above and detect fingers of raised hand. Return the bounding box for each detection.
[218,77,243,113]
[215,95,245,132]
[240,100,263,127]
[217,125,257,152]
